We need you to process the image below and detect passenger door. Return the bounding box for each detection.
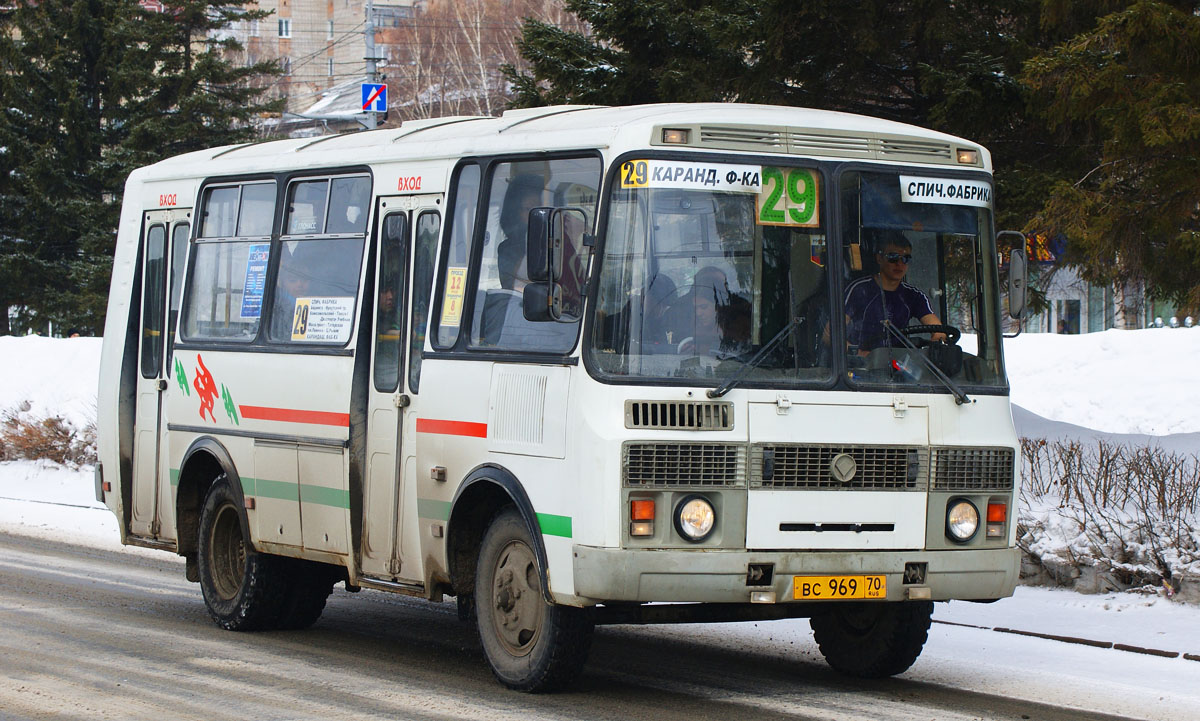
[131,210,191,539]
[362,194,442,581]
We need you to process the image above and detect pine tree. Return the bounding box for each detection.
[1023,0,1200,310]
[0,0,282,335]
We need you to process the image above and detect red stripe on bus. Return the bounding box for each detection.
[239,405,351,427]
[416,418,488,438]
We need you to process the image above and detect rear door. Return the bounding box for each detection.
[131,210,191,539]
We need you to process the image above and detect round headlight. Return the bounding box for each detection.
[946,499,980,542]
[674,495,715,542]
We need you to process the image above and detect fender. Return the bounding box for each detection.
[179,435,250,545]
[449,463,554,604]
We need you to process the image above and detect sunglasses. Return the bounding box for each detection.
[881,252,913,265]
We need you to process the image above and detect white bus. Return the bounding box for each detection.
[98,103,1028,691]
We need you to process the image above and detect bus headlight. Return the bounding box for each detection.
[674,495,715,542]
[946,499,979,542]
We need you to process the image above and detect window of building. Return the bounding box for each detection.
[278,19,291,38]
[249,19,259,37]
[327,20,334,40]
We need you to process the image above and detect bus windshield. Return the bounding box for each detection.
[587,160,1005,392]
[590,161,833,385]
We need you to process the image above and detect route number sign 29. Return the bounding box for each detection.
[757,167,819,228]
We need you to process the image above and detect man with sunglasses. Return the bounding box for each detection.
[844,236,946,354]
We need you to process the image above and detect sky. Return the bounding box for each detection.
[1,329,1198,718]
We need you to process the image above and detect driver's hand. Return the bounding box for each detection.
[931,332,948,343]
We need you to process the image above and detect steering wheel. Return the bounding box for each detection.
[899,323,961,348]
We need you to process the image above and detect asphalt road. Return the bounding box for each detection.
[0,533,1140,721]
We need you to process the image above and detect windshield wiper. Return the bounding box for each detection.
[707,317,801,399]
[880,321,971,405]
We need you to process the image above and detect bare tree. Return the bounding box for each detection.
[383,0,586,121]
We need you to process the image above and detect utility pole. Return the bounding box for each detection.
[364,0,377,129]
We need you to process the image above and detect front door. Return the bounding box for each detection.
[362,194,442,580]
[131,210,191,538]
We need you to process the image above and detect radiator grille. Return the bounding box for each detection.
[623,442,746,487]
[625,400,733,430]
[750,444,927,490]
[931,447,1014,491]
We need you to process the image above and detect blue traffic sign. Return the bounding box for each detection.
[361,83,387,113]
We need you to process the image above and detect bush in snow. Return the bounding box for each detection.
[0,401,97,468]
[1019,437,1200,602]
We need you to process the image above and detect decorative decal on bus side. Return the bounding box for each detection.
[174,358,191,397]
[221,385,240,425]
[193,355,219,422]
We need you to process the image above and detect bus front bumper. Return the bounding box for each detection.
[571,546,1020,604]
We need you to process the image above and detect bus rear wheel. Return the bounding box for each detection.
[474,507,593,692]
[810,601,933,678]
[197,476,286,631]
[275,559,338,630]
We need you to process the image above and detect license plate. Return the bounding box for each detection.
[793,575,887,600]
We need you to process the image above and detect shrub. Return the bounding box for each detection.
[0,401,97,468]
[1019,437,1200,601]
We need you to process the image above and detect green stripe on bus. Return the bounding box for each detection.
[169,468,181,487]
[299,484,351,509]
[417,498,452,521]
[537,513,572,539]
[239,477,351,510]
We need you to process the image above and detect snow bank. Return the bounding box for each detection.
[1002,328,1200,436]
[0,335,102,430]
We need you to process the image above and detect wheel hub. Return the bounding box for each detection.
[490,540,543,656]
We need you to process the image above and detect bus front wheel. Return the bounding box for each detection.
[197,476,287,631]
[810,600,933,678]
[474,507,593,691]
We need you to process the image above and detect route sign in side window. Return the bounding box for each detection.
[434,163,480,348]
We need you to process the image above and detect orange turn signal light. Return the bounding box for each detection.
[631,499,656,521]
[987,502,1007,523]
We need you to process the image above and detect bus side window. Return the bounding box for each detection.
[433,163,480,349]
[409,211,440,393]
[140,224,168,378]
[268,174,370,345]
[166,222,189,366]
[373,213,408,393]
[182,182,276,342]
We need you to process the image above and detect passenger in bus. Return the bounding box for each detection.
[663,266,751,357]
[844,235,945,353]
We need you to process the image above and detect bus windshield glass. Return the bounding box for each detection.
[838,170,1005,391]
[588,160,1005,393]
[590,160,833,385]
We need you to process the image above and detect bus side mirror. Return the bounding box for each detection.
[526,207,561,283]
[523,281,562,322]
[998,230,1028,320]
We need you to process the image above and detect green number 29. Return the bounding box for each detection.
[758,167,817,226]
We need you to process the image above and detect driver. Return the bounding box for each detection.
[844,235,945,354]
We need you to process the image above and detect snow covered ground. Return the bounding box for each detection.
[2,331,1199,717]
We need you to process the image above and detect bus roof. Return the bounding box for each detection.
[131,103,992,182]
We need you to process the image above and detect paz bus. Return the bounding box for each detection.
[97,103,1029,691]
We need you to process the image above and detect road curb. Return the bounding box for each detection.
[933,619,1197,660]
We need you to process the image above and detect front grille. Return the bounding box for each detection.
[751,444,927,490]
[625,400,733,430]
[623,442,746,487]
[931,447,1015,491]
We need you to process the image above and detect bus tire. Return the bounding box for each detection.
[197,476,287,631]
[275,560,337,631]
[810,600,933,678]
[474,507,593,692]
